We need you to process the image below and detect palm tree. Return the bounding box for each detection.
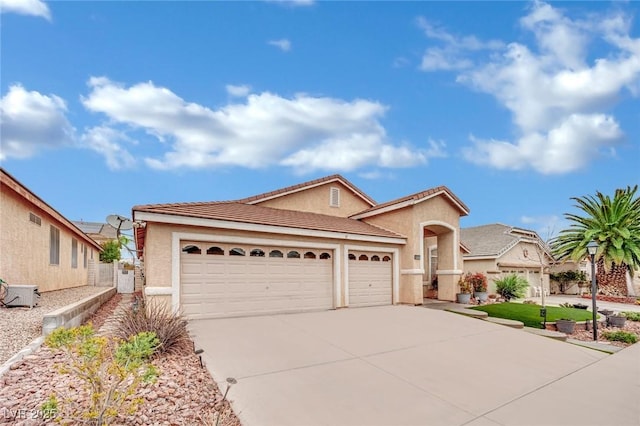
[551,185,640,296]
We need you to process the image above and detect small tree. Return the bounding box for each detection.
[494,274,529,301]
[100,240,121,263]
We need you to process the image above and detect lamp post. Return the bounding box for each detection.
[586,240,598,341]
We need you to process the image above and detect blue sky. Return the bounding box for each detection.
[1,0,639,240]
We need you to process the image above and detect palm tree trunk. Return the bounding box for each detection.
[595,258,629,296]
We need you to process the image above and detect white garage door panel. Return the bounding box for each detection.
[348,251,392,307]
[180,242,333,319]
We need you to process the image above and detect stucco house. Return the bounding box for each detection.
[460,224,553,297]
[133,174,470,319]
[0,168,103,292]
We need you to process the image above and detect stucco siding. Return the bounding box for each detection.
[0,188,94,292]
[255,181,372,217]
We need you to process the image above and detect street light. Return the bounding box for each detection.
[586,240,599,341]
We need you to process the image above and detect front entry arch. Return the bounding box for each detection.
[420,221,462,301]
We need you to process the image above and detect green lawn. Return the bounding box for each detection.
[471,303,597,328]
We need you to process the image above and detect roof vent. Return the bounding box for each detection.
[330,187,340,207]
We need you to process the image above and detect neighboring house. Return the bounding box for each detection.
[461,224,553,297]
[133,174,470,319]
[0,168,103,292]
[72,221,117,246]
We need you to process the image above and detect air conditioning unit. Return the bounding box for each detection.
[5,285,41,308]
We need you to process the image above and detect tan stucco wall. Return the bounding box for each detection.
[142,221,402,308]
[0,188,96,292]
[362,195,464,303]
[255,181,372,217]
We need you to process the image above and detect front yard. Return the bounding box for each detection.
[471,303,595,328]
[471,302,640,348]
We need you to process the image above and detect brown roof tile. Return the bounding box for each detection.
[134,202,404,239]
[352,185,470,217]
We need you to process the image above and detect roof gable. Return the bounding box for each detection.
[350,186,470,219]
[461,223,550,259]
[239,174,376,207]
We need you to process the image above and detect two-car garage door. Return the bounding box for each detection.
[180,242,334,319]
[180,241,393,319]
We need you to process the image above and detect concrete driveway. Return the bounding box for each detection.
[189,306,639,426]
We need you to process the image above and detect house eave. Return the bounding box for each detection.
[133,211,407,245]
[351,189,469,219]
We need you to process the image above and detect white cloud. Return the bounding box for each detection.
[81,77,427,173]
[226,84,251,98]
[464,114,622,174]
[80,126,136,170]
[268,38,292,52]
[417,17,503,71]
[0,85,74,160]
[0,0,51,20]
[425,2,640,174]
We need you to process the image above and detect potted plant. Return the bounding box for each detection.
[456,276,472,304]
[555,318,576,334]
[607,312,626,328]
[467,272,488,302]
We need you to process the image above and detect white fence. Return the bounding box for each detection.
[97,262,116,287]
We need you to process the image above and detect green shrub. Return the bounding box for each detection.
[44,324,159,425]
[622,311,640,322]
[114,297,190,355]
[494,274,529,301]
[602,330,638,344]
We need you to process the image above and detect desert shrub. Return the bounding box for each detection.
[494,274,529,301]
[602,330,638,344]
[44,324,159,425]
[622,311,640,322]
[114,297,190,355]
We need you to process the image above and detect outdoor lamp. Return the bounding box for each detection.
[586,240,598,341]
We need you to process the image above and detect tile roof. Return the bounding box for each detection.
[237,174,377,206]
[351,186,470,217]
[133,201,404,239]
[461,223,545,257]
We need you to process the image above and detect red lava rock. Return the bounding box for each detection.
[0,296,241,426]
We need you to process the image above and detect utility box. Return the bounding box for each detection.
[5,285,40,308]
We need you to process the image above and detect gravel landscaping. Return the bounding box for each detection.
[0,286,107,365]
[0,291,241,425]
[570,319,640,348]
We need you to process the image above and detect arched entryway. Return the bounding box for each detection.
[420,221,462,302]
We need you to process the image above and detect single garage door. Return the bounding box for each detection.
[348,251,392,307]
[180,242,334,319]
